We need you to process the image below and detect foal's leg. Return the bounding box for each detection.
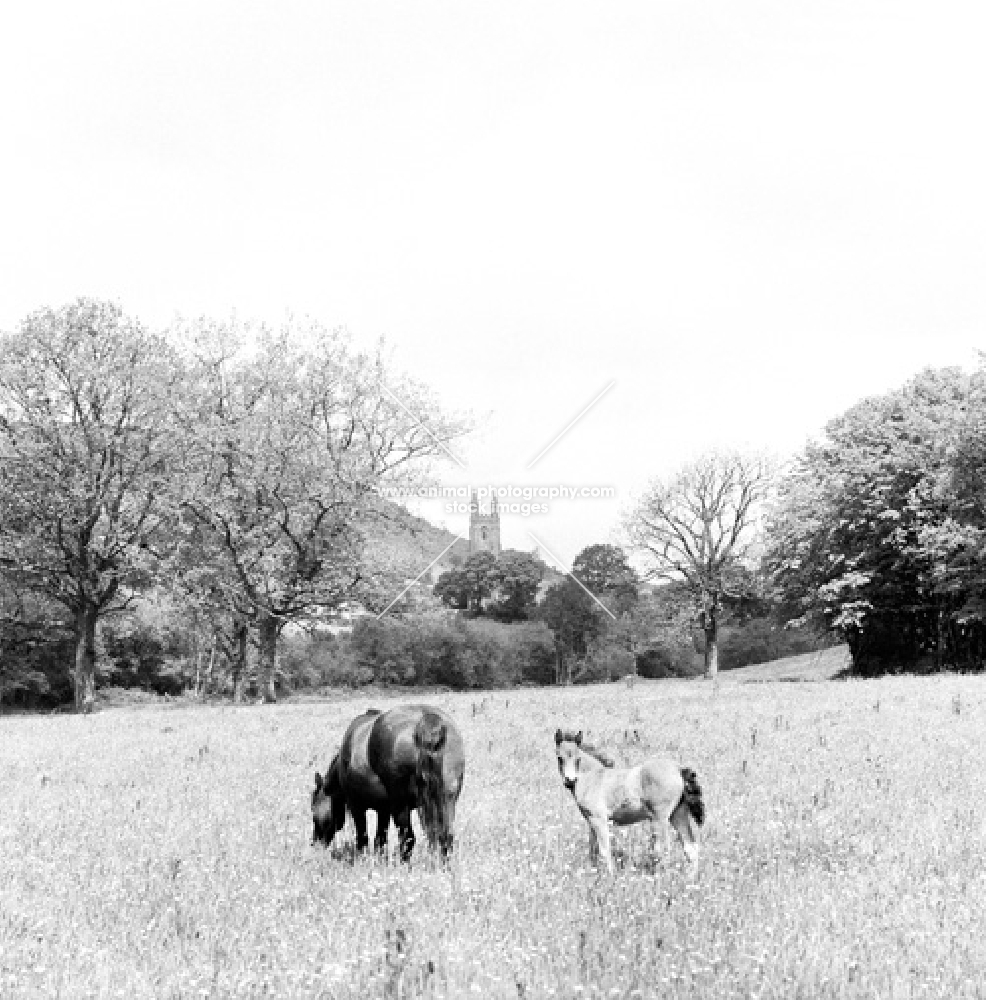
[647,818,670,868]
[587,823,600,865]
[352,808,370,852]
[588,816,613,874]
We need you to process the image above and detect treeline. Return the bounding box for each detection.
[767,366,986,674]
[3,298,983,709]
[0,299,467,710]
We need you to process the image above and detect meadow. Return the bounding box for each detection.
[2,656,985,999]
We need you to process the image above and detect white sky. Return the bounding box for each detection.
[2,2,985,567]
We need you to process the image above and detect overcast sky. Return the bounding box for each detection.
[2,2,984,567]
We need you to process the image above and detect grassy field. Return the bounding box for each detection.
[2,657,985,999]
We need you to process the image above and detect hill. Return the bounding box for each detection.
[723,644,850,683]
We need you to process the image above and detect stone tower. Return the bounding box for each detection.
[468,491,501,557]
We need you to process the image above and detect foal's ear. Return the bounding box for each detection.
[575,731,583,746]
[554,729,563,746]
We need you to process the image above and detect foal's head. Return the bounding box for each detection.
[555,728,616,790]
[554,728,584,790]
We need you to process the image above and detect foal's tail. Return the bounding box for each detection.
[414,712,448,836]
[678,768,705,826]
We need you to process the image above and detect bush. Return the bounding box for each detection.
[350,614,556,689]
[100,619,186,695]
[278,631,374,688]
[577,643,636,683]
[635,644,703,679]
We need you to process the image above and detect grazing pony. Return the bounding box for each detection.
[554,728,704,873]
[312,705,465,861]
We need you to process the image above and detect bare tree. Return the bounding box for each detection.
[625,451,773,679]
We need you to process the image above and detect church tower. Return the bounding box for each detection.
[468,491,501,557]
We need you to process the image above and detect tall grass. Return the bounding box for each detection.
[2,674,985,998]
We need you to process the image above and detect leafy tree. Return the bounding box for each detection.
[0,300,181,711]
[767,367,974,671]
[572,543,639,618]
[489,549,544,622]
[174,317,465,701]
[536,576,609,683]
[434,550,498,615]
[625,451,774,679]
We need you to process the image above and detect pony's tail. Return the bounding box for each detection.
[414,713,447,837]
[679,768,705,827]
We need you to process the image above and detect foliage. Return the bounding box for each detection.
[433,549,545,622]
[433,551,497,614]
[0,299,182,711]
[0,585,74,707]
[488,549,545,621]
[571,543,639,616]
[278,630,374,689]
[349,614,555,688]
[535,576,610,683]
[576,640,637,683]
[766,367,982,673]
[171,316,468,702]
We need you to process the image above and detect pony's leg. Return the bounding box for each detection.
[588,828,599,865]
[373,809,391,853]
[647,819,670,867]
[669,802,699,865]
[588,817,613,873]
[352,808,370,852]
[395,806,415,863]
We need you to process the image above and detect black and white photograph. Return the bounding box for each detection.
[2,3,985,997]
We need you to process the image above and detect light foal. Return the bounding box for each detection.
[554,728,705,874]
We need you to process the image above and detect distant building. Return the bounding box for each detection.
[468,491,501,557]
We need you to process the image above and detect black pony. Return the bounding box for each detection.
[312,705,465,861]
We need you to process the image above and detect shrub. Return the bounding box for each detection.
[278,631,374,688]
[577,642,636,683]
[635,644,703,679]
[350,614,556,689]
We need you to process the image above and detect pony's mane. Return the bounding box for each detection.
[581,743,617,768]
[556,728,616,768]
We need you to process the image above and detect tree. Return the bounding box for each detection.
[625,451,773,679]
[572,543,639,617]
[767,367,975,671]
[536,577,609,683]
[489,549,544,622]
[434,551,498,615]
[174,317,466,701]
[0,300,181,711]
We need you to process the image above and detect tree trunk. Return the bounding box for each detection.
[555,647,569,685]
[257,611,278,703]
[231,622,247,703]
[936,604,947,671]
[205,638,216,696]
[74,604,98,714]
[704,608,719,681]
